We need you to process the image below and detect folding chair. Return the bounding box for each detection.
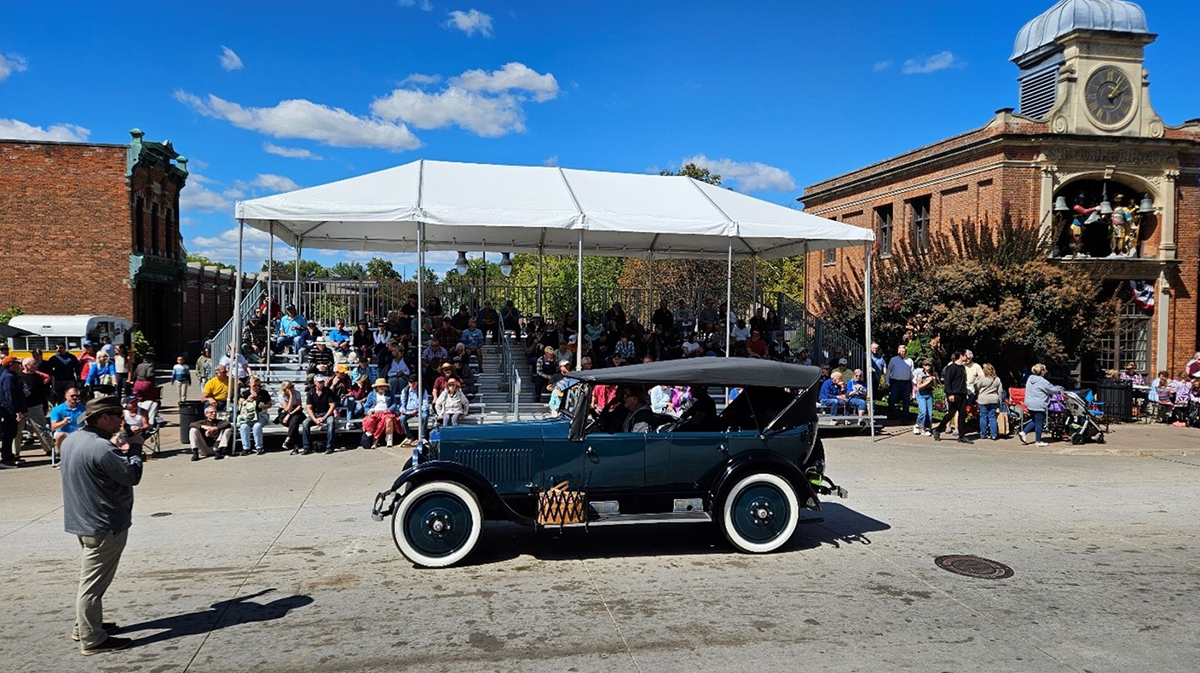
[138,399,164,457]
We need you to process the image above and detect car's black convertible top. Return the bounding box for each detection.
[565,358,822,390]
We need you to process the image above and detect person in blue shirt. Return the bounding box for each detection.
[326,319,351,354]
[276,304,306,353]
[460,318,484,371]
[845,369,869,423]
[49,387,86,458]
[396,376,429,446]
[819,371,848,418]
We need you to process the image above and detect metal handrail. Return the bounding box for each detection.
[497,329,519,421]
[774,292,865,369]
[209,280,265,364]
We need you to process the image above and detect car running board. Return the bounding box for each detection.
[552,511,713,528]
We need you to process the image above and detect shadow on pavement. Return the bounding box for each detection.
[448,502,891,568]
[120,588,313,647]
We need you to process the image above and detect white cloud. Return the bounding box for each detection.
[191,225,292,268]
[263,142,322,160]
[400,73,442,86]
[219,46,244,71]
[175,90,421,151]
[543,156,558,167]
[902,51,964,75]
[446,9,493,37]
[372,62,557,137]
[873,60,892,72]
[681,154,797,193]
[450,62,558,102]
[248,173,300,193]
[370,87,523,137]
[0,51,27,83]
[399,0,433,9]
[180,182,233,213]
[0,118,90,142]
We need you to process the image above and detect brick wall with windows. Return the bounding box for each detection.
[799,119,1199,374]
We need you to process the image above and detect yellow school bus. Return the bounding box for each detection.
[5,315,132,360]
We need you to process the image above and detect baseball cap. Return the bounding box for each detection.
[313,375,327,383]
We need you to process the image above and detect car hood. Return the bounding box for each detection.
[435,417,568,460]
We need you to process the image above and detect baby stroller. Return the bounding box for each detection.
[1059,390,1106,445]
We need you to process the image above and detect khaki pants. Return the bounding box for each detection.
[190,427,232,456]
[75,529,128,649]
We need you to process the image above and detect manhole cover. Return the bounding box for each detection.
[150,512,172,518]
[934,555,1013,579]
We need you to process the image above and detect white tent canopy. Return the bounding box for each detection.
[230,159,879,443]
[235,159,873,258]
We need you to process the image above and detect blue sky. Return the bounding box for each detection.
[3,0,1198,274]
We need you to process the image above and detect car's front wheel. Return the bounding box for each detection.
[720,473,799,554]
[392,481,482,568]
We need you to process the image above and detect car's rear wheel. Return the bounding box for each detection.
[392,481,482,568]
[720,473,799,554]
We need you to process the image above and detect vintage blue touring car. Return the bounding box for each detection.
[371,359,846,567]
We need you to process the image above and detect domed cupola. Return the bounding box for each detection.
[1010,0,1157,128]
[1012,0,1149,66]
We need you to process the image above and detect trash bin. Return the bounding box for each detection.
[178,400,205,444]
[1095,379,1133,422]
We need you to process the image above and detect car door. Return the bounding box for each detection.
[580,426,646,494]
[667,429,726,490]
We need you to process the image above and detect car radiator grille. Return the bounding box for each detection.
[456,448,533,484]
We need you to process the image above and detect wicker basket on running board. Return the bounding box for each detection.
[537,481,586,526]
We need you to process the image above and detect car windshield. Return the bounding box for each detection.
[561,383,586,420]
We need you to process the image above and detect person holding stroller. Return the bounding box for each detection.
[1019,363,1061,447]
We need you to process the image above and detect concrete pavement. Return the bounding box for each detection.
[2,432,1199,672]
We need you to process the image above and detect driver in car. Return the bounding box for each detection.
[621,387,655,433]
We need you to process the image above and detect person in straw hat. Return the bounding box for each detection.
[362,378,400,448]
[60,395,142,655]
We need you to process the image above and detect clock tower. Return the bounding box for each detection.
[1011,0,1165,138]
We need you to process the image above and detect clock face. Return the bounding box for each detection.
[1085,66,1134,127]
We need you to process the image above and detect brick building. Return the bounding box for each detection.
[801,0,1200,376]
[0,129,235,358]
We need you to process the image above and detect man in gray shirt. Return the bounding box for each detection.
[61,395,143,655]
[886,344,915,424]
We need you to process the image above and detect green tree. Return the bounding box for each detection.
[329,261,366,278]
[817,214,1112,381]
[0,305,22,324]
[662,162,721,186]
[262,259,329,278]
[186,253,236,271]
[365,257,401,280]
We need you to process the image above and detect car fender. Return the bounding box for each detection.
[709,451,821,512]
[376,461,534,526]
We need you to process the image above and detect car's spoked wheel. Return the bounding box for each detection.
[392,481,482,568]
[720,473,799,553]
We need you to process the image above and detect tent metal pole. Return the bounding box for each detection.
[751,255,757,314]
[725,237,732,358]
[293,239,301,308]
[482,249,487,309]
[647,250,654,325]
[230,219,245,425]
[576,230,583,371]
[536,250,543,315]
[266,222,273,374]
[416,222,425,455]
[864,242,875,440]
